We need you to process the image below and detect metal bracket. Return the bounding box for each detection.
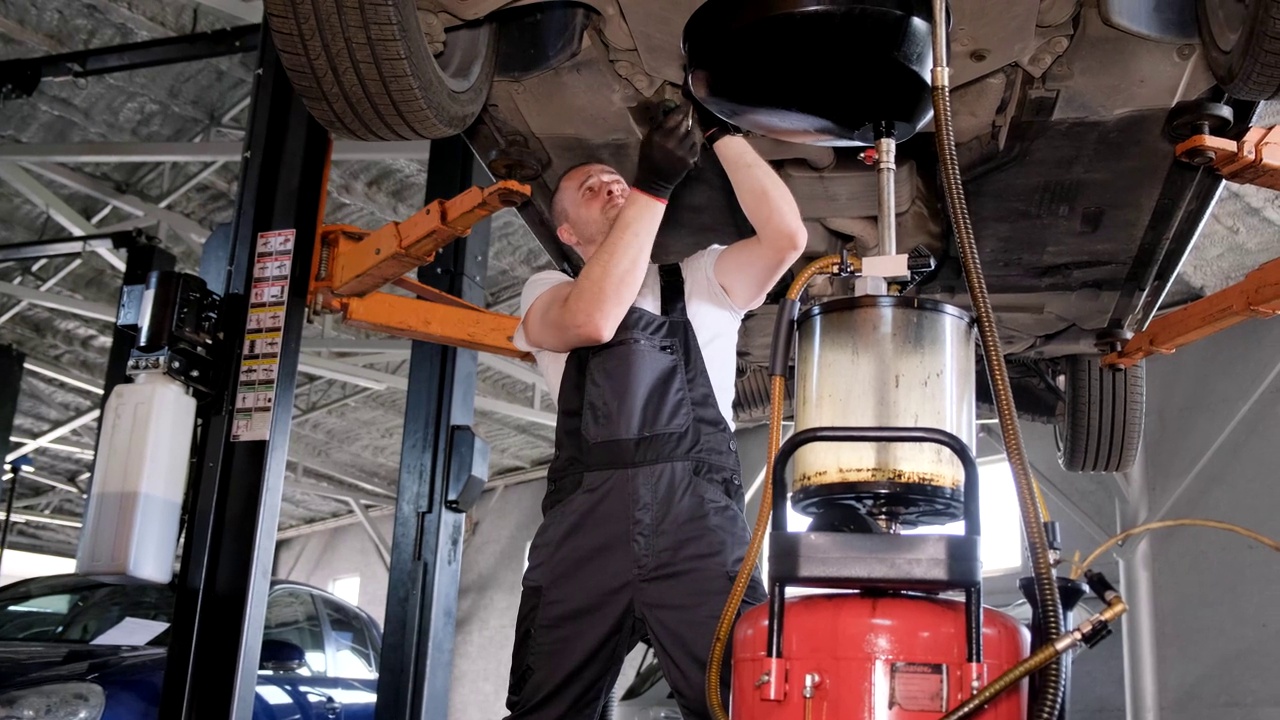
[308,180,534,359]
[446,426,490,512]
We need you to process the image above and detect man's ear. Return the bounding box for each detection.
[556,223,578,248]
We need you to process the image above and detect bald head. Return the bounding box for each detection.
[550,162,630,261]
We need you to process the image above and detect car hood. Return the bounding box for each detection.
[0,641,165,687]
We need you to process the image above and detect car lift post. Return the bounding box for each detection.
[159,29,329,720]
[374,134,490,720]
[0,344,25,568]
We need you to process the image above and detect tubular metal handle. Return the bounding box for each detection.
[766,426,984,663]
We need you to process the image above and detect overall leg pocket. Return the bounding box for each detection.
[582,337,692,443]
[506,585,543,707]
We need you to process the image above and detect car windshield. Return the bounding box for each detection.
[0,575,175,646]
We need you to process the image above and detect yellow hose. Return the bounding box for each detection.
[1032,476,1051,524]
[706,255,847,720]
[1069,518,1280,580]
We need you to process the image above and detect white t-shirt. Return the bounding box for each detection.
[513,245,750,430]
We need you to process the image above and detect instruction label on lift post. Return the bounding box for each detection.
[231,229,295,442]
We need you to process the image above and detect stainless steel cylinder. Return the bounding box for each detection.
[876,135,897,257]
[793,296,976,526]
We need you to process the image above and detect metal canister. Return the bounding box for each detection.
[793,296,976,526]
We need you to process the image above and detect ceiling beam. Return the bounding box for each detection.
[298,355,399,391]
[9,436,94,458]
[22,358,105,396]
[7,409,101,463]
[0,141,431,163]
[292,387,380,423]
[0,280,115,323]
[23,163,209,246]
[282,478,392,508]
[348,497,392,569]
[0,509,83,528]
[0,259,84,327]
[474,396,556,427]
[298,354,556,425]
[290,462,396,501]
[0,162,126,271]
[301,338,412,353]
[300,338,546,389]
[480,354,545,388]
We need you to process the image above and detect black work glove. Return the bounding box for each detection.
[684,74,743,147]
[633,102,700,202]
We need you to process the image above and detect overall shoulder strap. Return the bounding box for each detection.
[658,263,687,319]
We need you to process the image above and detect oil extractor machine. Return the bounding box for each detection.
[682,1,1129,718]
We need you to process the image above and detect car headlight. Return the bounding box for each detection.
[0,682,105,720]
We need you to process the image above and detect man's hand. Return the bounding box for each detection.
[633,103,701,202]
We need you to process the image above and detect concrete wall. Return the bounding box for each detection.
[1019,422,1127,720]
[448,479,545,720]
[275,513,393,625]
[1136,315,1280,720]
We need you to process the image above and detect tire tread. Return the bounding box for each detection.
[1057,356,1145,474]
[263,0,494,141]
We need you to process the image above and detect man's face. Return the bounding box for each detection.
[555,164,630,258]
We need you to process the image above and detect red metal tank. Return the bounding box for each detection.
[732,593,1029,720]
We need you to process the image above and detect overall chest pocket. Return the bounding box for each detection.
[582,337,693,443]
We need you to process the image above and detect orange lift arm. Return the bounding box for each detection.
[1103,255,1280,368]
[1176,126,1280,191]
[308,180,535,360]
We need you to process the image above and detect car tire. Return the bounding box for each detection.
[1197,0,1280,101]
[1055,355,1145,474]
[263,0,496,140]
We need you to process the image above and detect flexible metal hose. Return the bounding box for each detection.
[941,595,1128,720]
[707,255,846,720]
[929,1,1065,717]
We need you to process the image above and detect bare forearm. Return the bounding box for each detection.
[563,193,666,333]
[715,136,807,248]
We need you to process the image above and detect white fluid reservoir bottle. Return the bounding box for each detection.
[76,372,197,584]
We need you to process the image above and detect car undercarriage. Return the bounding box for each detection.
[263,0,1271,466]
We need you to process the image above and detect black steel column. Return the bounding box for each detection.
[160,29,329,720]
[375,135,489,720]
[0,344,25,570]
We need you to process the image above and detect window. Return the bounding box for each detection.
[329,575,360,606]
[0,579,173,644]
[785,459,1025,575]
[320,598,378,679]
[262,589,327,676]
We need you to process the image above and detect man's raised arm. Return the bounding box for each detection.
[521,106,702,352]
[709,133,809,311]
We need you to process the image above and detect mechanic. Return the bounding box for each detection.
[504,101,808,720]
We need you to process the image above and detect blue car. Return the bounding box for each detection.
[0,574,382,719]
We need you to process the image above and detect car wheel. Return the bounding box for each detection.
[1197,0,1280,101]
[263,0,496,140]
[1055,355,1145,474]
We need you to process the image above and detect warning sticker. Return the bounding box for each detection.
[232,229,295,442]
[889,663,947,713]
